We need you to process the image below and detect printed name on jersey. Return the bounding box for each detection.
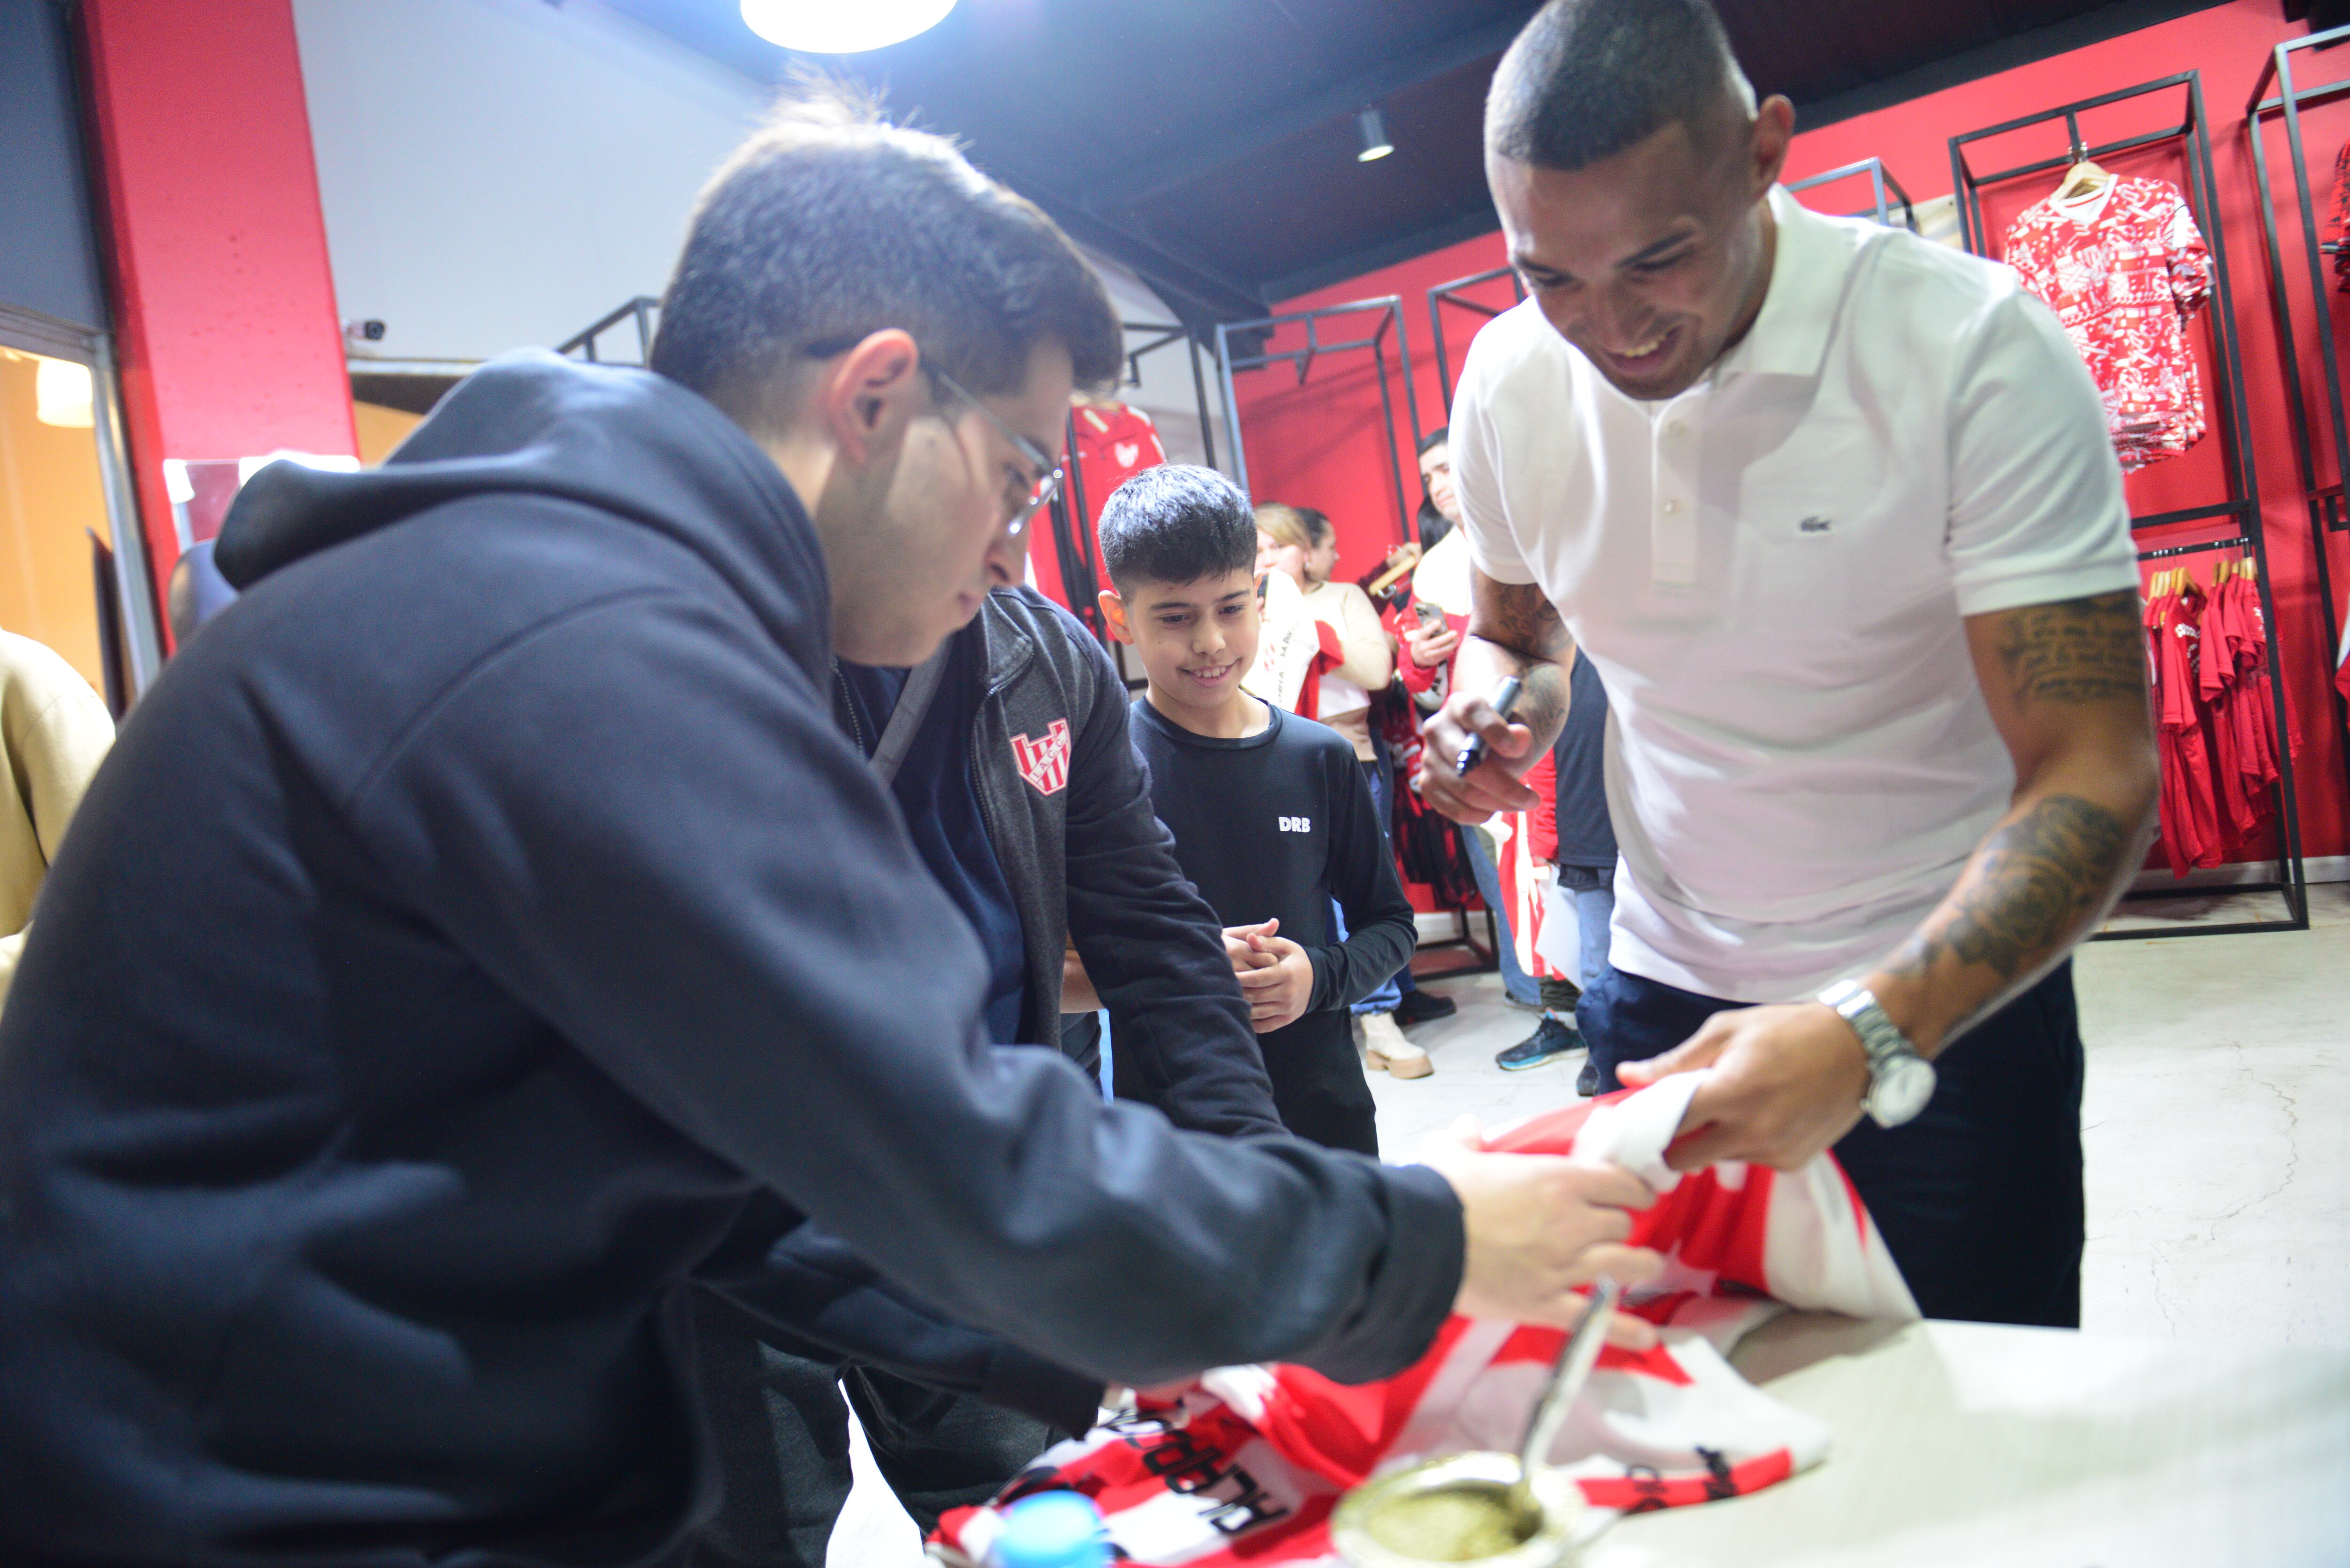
[1277,816,1312,833]
[1010,719,1071,797]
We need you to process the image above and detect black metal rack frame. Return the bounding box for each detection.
[1951,70,2308,938]
[1044,320,1225,645]
[1427,265,1525,414]
[2246,27,2350,796]
[1214,296,1426,547]
[1786,157,1917,228]
[556,296,658,363]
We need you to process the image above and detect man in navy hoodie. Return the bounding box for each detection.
[0,86,1661,1567]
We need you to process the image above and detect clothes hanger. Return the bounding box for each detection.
[2055,135,2113,202]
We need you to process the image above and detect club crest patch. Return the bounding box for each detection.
[1010,719,1072,797]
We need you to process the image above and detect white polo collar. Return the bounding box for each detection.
[1713,186,1855,383]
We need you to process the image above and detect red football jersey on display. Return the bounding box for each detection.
[2148,586,2223,874]
[1028,402,1168,613]
[2193,573,2257,839]
[2003,176,2210,471]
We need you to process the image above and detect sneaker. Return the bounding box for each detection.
[1392,989,1457,1026]
[1358,1011,1434,1079]
[1576,1056,1602,1097]
[1496,1015,1582,1071]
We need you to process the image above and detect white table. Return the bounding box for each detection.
[1582,1315,2350,1567]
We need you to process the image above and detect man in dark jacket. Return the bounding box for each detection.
[696,583,1292,1567]
[0,87,1661,1567]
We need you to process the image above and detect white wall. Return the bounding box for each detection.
[294,0,768,364]
[294,0,1222,457]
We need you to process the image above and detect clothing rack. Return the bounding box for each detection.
[1213,296,1426,546]
[2138,533,2249,561]
[1042,320,1227,644]
[1785,157,1916,229]
[1426,265,1525,413]
[2246,26,2350,796]
[1950,71,2308,938]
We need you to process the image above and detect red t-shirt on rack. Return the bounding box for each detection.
[2148,585,2223,874]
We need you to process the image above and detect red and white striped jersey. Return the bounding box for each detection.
[932,1073,1917,1567]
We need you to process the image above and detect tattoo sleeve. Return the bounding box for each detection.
[1465,577,1573,747]
[1989,591,2146,706]
[1872,590,2157,1049]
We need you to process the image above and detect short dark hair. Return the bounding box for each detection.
[1416,428,1449,458]
[1097,466,1257,591]
[650,77,1121,436]
[1487,0,1753,173]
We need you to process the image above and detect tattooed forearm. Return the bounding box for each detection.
[1882,794,2133,1042]
[1472,577,1572,660]
[1992,591,2146,707]
[1462,575,1574,748]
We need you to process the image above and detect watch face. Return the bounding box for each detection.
[1868,1055,1936,1127]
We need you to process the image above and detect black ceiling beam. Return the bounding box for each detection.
[1084,11,1533,212]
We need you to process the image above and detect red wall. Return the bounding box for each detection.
[80,0,358,643]
[1236,0,2350,863]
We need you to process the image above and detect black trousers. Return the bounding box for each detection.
[690,1292,1056,1568]
[1575,960,2085,1327]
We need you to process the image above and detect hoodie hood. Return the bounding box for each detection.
[216,351,828,665]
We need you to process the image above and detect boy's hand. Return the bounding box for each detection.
[1417,1115,1665,1346]
[1221,919,1281,972]
[1060,938,1101,1015]
[1234,930,1313,1033]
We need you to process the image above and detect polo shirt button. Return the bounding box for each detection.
[1667,421,1688,438]
[1661,499,1682,514]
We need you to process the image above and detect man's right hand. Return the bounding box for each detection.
[1415,686,1541,824]
[1418,1116,1664,1347]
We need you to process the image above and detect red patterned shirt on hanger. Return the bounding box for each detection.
[2330,139,2350,292]
[2002,175,2211,472]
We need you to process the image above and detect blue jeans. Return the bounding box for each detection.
[1460,822,1539,1006]
[1348,752,1415,1015]
[1555,862,1615,991]
[1575,960,2085,1327]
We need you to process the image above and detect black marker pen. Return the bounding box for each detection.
[1453,675,1523,777]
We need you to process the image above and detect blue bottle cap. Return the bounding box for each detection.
[993,1491,1109,1568]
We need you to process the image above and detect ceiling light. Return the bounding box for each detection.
[740,0,956,53]
[1356,106,1394,163]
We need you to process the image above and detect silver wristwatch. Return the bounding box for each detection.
[1817,979,1936,1129]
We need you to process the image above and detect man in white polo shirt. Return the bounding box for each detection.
[1422,0,2159,1326]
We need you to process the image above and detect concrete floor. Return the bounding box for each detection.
[828,881,2350,1562]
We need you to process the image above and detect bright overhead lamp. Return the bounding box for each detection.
[1356,106,1394,162]
[740,0,956,53]
[34,356,94,429]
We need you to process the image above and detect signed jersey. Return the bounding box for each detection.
[930,1071,1919,1568]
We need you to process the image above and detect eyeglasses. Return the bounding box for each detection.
[926,364,1064,536]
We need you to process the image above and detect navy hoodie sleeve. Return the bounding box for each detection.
[1058,631,1287,1139]
[1303,747,1419,1014]
[353,589,1461,1388]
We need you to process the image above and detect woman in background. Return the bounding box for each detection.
[1394,437,1543,1014]
[1253,503,1437,1077]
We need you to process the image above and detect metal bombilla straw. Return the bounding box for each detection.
[1507,1277,1622,1531]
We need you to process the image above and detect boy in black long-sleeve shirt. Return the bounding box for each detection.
[1095,467,1419,1155]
